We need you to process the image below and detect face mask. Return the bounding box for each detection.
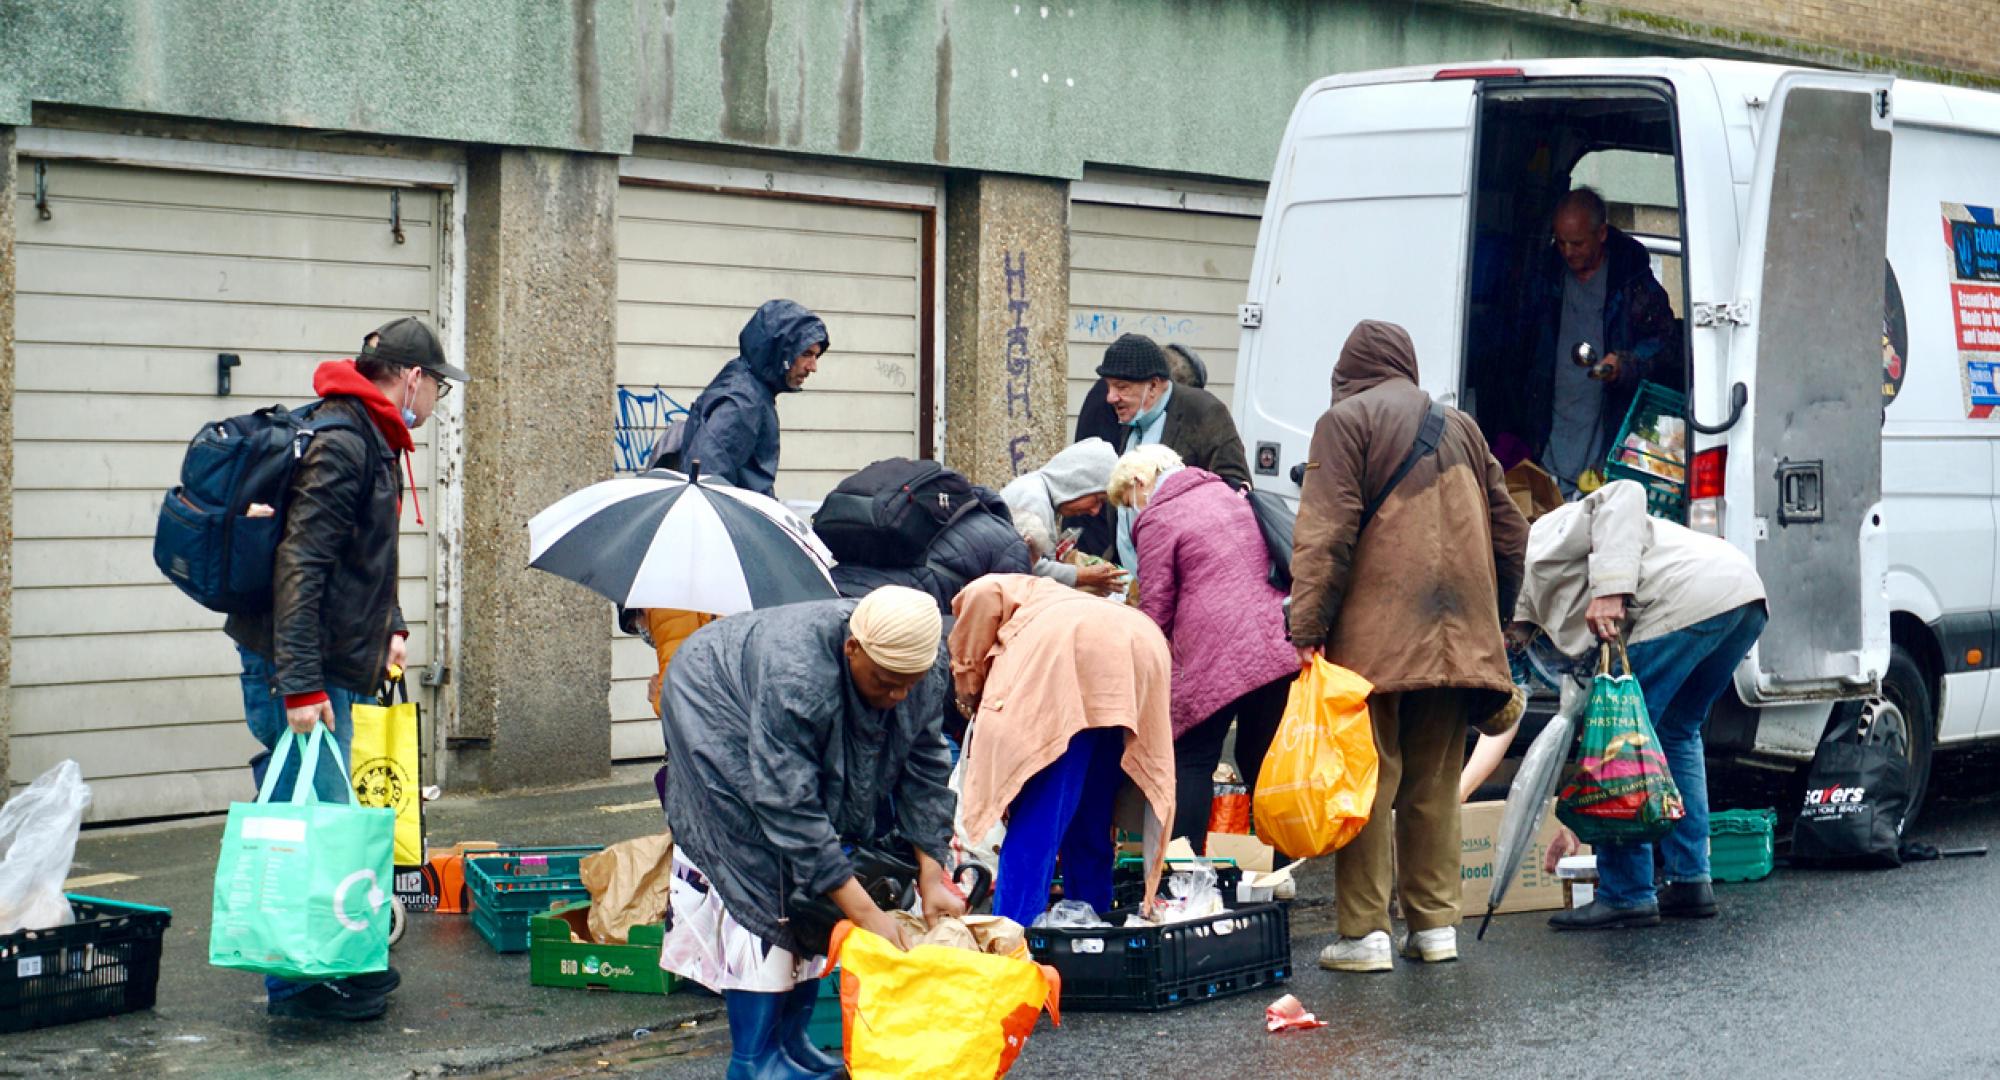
[400,371,419,429]
[1129,383,1169,429]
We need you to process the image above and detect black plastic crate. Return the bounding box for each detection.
[1110,864,1245,909]
[0,895,172,1032]
[1025,899,1290,1011]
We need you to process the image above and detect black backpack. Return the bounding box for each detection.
[814,458,983,568]
[153,402,360,614]
[1790,709,1912,869]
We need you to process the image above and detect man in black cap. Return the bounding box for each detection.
[1087,333,1251,567]
[225,316,464,1022]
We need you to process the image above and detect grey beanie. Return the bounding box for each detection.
[1041,437,1119,505]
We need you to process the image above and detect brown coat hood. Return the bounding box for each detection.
[1289,321,1529,708]
[1332,320,1421,400]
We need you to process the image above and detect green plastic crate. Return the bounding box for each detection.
[806,969,841,1052]
[467,849,599,952]
[1604,380,1688,523]
[1710,809,1777,883]
[528,900,673,994]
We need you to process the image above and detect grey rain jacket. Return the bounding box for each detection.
[658,599,956,954]
[680,300,830,497]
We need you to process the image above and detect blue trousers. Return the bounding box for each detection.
[237,644,364,999]
[1595,603,1769,909]
[994,728,1126,926]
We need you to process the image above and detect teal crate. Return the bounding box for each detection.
[1711,809,1777,883]
[1604,381,1688,523]
[466,849,599,953]
[806,969,841,1052]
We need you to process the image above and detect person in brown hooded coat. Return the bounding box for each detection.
[1288,320,1528,972]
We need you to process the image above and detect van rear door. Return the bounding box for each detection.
[1236,77,1477,490]
[1719,72,1894,701]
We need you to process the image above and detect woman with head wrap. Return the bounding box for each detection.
[658,586,962,1079]
[949,574,1177,926]
[1109,444,1299,855]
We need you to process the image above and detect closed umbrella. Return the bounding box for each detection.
[527,467,836,614]
[1476,667,1589,941]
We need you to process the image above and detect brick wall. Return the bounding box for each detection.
[1451,0,2000,83]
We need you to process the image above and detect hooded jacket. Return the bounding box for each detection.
[1000,437,1119,586]
[659,600,956,955]
[1133,468,1298,737]
[680,300,830,497]
[225,361,411,703]
[830,486,1032,613]
[1288,321,1528,710]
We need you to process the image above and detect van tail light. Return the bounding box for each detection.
[1433,66,1524,80]
[1688,447,1726,535]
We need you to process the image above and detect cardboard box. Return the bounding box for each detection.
[1458,799,1586,915]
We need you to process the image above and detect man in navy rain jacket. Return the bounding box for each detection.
[680,299,830,497]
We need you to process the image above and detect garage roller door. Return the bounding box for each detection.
[610,183,927,759]
[1066,202,1261,434]
[11,158,443,821]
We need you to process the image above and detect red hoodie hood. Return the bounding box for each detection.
[313,360,415,453]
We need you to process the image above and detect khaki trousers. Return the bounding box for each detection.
[1333,688,1467,938]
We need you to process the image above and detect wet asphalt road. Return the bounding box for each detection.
[7,756,1998,1079]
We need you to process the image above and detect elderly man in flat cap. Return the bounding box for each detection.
[657,585,963,1080]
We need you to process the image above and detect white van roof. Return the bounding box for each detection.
[1299,57,2000,136]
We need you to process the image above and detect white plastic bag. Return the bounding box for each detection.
[0,760,92,935]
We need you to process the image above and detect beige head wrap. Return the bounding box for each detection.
[849,586,943,675]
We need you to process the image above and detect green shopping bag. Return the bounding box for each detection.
[210,724,395,980]
[1555,642,1686,846]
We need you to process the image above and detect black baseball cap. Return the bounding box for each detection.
[362,317,469,383]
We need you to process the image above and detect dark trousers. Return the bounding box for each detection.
[1173,675,1293,855]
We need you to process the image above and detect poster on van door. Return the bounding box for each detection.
[1944,203,2000,417]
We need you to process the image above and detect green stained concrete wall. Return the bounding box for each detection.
[1,0,635,153]
[635,0,1680,181]
[7,0,1684,180]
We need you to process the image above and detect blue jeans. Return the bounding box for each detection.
[1595,603,1769,909]
[237,644,364,999]
[994,728,1126,926]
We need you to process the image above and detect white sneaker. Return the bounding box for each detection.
[1398,926,1458,963]
[1318,931,1393,973]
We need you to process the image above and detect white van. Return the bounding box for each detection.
[1235,58,2000,817]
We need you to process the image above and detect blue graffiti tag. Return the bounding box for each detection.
[1071,311,1199,341]
[613,385,690,473]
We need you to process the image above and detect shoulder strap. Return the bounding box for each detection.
[1357,399,1448,533]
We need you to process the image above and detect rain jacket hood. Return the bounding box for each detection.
[741,298,830,395]
[1332,320,1421,400]
[680,300,830,496]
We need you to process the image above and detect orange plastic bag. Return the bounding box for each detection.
[827,922,1060,1079]
[1252,658,1379,858]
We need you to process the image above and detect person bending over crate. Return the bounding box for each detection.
[657,586,963,1080]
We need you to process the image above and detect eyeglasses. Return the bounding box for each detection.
[424,368,453,399]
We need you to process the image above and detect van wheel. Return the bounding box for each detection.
[1830,643,1934,831]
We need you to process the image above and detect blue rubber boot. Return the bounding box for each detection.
[779,979,844,1074]
[724,991,834,1080]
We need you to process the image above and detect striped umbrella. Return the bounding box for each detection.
[527,468,837,615]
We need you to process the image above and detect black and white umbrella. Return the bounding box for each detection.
[527,469,837,615]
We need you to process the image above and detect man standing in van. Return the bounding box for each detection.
[1528,188,1677,497]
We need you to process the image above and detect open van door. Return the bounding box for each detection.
[1718,73,1893,702]
[1236,77,1477,491]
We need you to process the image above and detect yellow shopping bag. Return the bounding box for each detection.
[1253,657,1378,858]
[349,673,423,865]
[827,922,1060,1080]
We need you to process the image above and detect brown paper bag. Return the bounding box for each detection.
[1506,462,1563,523]
[579,831,674,944]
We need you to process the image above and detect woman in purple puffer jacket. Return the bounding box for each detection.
[1111,444,1300,855]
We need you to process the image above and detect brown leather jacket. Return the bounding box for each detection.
[226,396,406,699]
[1287,321,1527,708]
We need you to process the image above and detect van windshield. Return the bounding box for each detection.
[1461,85,1690,520]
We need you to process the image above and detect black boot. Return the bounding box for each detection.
[1549,899,1661,931]
[1658,880,1718,919]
